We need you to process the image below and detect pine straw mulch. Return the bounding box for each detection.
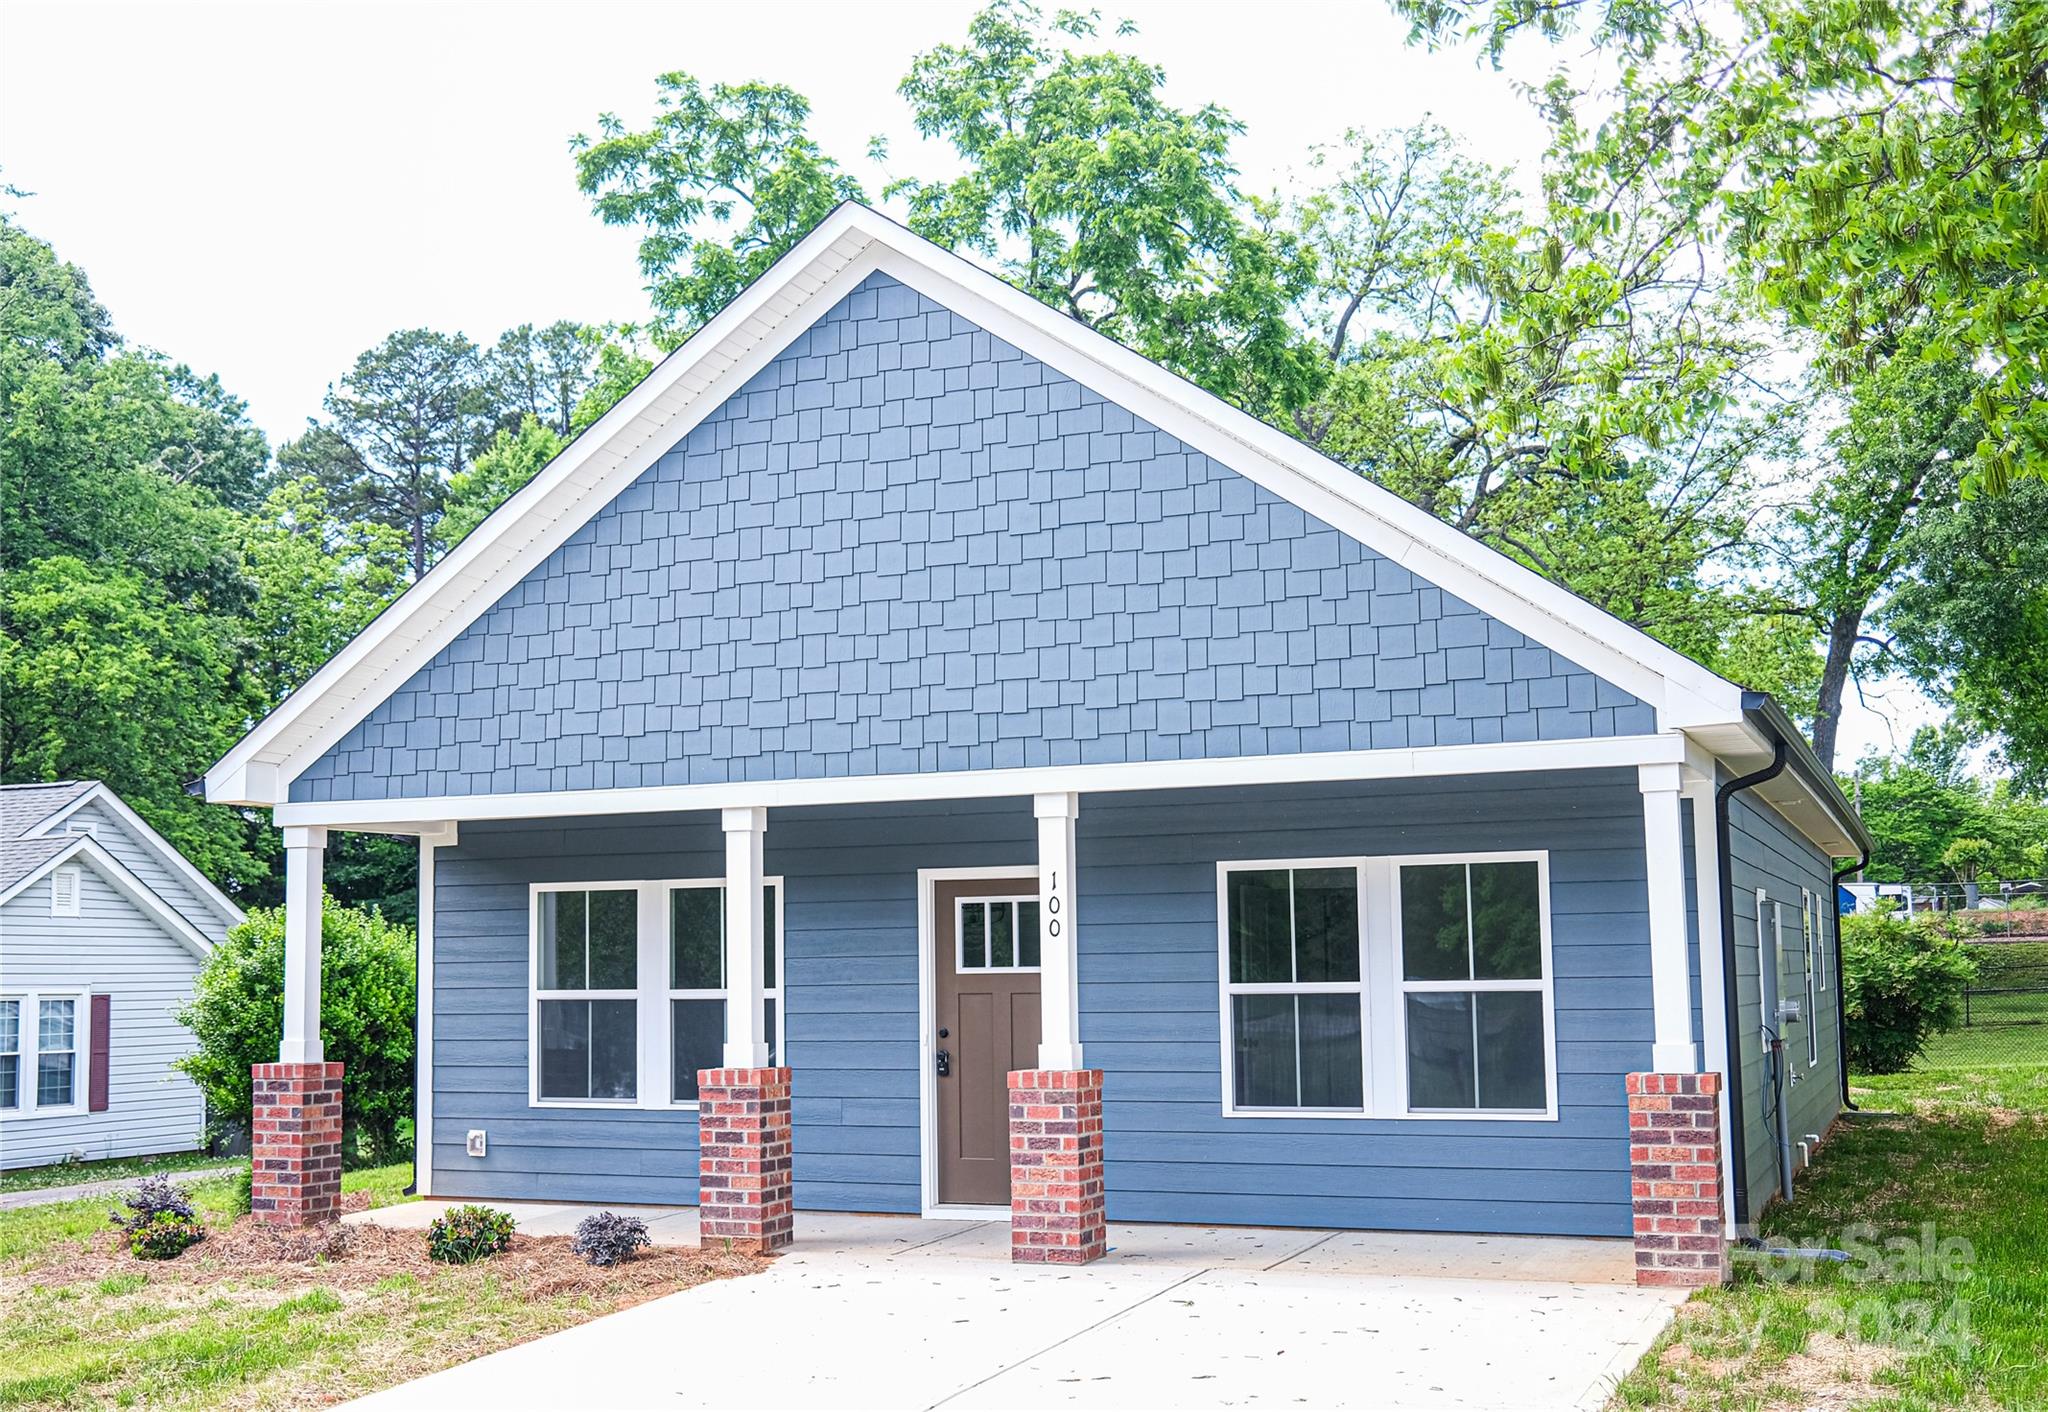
[13,1205,768,1304]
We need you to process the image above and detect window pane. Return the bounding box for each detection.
[1231,994,1298,1108]
[764,885,779,986]
[0,1055,15,1110]
[1018,901,1041,968]
[1476,991,1546,1109]
[1297,994,1365,1108]
[1405,992,1476,1109]
[991,901,1014,967]
[670,887,724,990]
[1293,869,1360,983]
[671,998,724,1103]
[1470,862,1542,980]
[0,999,17,1054]
[587,890,638,989]
[589,999,637,1100]
[766,996,779,1068]
[541,892,586,990]
[40,998,74,1052]
[38,1052,74,1107]
[961,903,986,969]
[538,999,590,1099]
[1401,864,1470,981]
[1227,871,1293,984]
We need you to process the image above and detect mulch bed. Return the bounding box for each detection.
[17,1204,767,1301]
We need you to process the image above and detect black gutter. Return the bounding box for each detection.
[1715,737,1787,1234]
[1830,851,1869,1113]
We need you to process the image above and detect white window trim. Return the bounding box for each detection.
[50,866,81,917]
[0,990,90,1118]
[954,894,1042,974]
[1215,850,1558,1123]
[1803,888,1820,1067]
[526,878,785,1112]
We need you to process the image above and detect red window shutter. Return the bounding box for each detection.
[89,994,111,1112]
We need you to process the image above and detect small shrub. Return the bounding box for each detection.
[126,1210,205,1260]
[571,1211,651,1267]
[229,1166,253,1215]
[426,1204,516,1264]
[1843,907,1980,1073]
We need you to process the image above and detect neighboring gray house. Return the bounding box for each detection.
[207,205,1868,1279]
[0,782,241,1169]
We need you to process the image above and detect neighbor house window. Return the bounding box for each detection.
[669,883,783,1102]
[0,992,84,1114]
[535,887,640,1103]
[1217,854,1554,1121]
[957,896,1041,972]
[1223,868,1364,1111]
[530,879,785,1110]
[1397,861,1548,1112]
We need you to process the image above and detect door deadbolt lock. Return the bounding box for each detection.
[935,1049,952,1077]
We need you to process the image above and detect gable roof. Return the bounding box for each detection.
[1,781,243,932]
[207,203,1783,814]
[0,832,218,958]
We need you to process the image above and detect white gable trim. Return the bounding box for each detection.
[0,837,217,959]
[206,204,1747,808]
[23,783,243,929]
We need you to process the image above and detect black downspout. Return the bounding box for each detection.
[1831,852,1869,1113]
[1715,739,1787,1234]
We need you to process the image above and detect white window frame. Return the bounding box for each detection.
[0,990,89,1118]
[954,894,1042,974]
[1803,888,1820,1066]
[1215,851,1557,1123]
[50,865,81,917]
[527,878,785,1112]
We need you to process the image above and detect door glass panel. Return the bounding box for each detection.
[961,903,986,969]
[1017,901,1041,968]
[991,901,1014,967]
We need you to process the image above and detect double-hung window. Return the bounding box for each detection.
[1218,853,1554,1120]
[0,992,85,1115]
[530,879,784,1109]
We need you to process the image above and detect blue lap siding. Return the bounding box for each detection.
[429,770,1652,1235]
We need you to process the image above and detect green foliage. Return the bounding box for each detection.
[108,1177,205,1260]
[174,898,416,1161]
[486,321,598,438]
[426,1205,516,1264]
[1840,906,1980,1073]
[441,415,564,550]
[1847,728,2047,883]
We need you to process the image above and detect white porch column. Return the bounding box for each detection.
[1639,764,1699,1072]
[1034,792,1085,1071]
[1683,777,1738,1229]
[722,806,771,1069]
[279,825,327,1064]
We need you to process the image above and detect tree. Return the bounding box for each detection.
[175,897,416,1160]
[1840,905,1977,1073]
[1847,728,2045,883]
[441,415,564,549]
[486,321,598,437]
[280,329,490,578]
[1396,0,2048,494]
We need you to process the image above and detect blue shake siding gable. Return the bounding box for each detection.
[293,272,1651,805]
[429,771,1653,1236]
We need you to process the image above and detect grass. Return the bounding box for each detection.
[0,1161,761,1410]
[1610,1063,2048,1410]
[0,1152,238,1196]
[1917,941,2048,1070]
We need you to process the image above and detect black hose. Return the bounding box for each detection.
[1831,851,1869,1113]
[1716,739,1788,1234]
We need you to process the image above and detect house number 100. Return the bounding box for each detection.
[1045,871,1062,938]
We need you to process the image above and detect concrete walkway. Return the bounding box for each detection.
[343,1206,1682,1411]
[0,1165,241,1211]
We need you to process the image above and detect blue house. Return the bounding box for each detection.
[208,205,1866,1280]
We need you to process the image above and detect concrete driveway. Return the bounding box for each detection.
[343,1209,1682,1411]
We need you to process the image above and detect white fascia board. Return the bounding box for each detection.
[0,837,216,958]
[25,784,243,927]
[210,203,1748,806]
[274,733,1686,830]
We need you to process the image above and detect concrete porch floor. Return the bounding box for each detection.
[343,1204,1679,1410]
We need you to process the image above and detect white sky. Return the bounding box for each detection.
[1,0,1937,763]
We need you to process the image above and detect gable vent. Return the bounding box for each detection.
[51,866,81,917]
[64,820,97,837]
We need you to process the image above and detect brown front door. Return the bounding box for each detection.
[935,877,1042,1207]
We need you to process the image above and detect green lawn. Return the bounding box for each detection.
[1612,1064,2048,1410]
[0,1152,236,1197]
[0,1161,760,1410]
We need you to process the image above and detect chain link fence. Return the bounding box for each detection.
[1862,880,2048,1068]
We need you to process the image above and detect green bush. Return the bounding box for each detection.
[174,896,415,1163]
[426,1205,516,1264]
[126,1211,205,1260]
[1842,907,1980,1073]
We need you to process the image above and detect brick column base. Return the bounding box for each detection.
[697,1067,793,1254]
[1008,1069,1106,1265]
[251,1062,343,1226]
[1627,1071,1728,1287]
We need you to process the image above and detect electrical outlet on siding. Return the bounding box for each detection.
[466,1130,487,1158]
